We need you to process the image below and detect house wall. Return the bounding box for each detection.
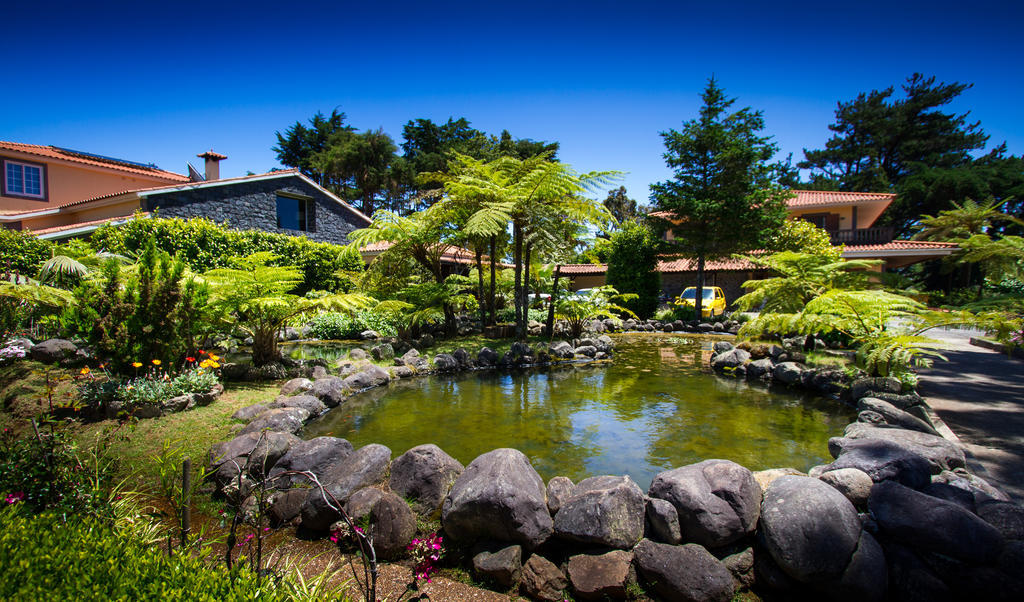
[0,155,181,212]
[144,176,370,245]
[567,274,607,291]
[789,206,854,229]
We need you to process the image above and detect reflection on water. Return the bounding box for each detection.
[303,334,855,488]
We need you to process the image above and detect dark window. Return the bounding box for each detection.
[3,159,46,199]
[276,194,313,231]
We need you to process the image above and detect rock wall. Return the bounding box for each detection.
[209,336,1024,601]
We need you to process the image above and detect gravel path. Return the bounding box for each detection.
[917,327,1024,502]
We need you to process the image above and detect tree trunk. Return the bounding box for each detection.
[252,325,280,366]
[547,265,561,339]
[475,246,486,327]
[513,222,524,338]
[489,236,497,326]
[694,256,705,322]
[522,242,532,333]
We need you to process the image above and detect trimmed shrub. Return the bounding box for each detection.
[0,508,285,600]
[90,215,364,293]
[606,221,661,319]
[0,228,53,279]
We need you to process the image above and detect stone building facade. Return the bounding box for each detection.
[144,173,370,245]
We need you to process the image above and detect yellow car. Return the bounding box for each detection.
[674,286,727,317]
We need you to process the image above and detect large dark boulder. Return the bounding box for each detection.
[366,492,416,560]
[546,476,574,515]
[869,480,1004,564]
[760,475,862,583]
[231,403,270,422]
[267,488,309,526]
[858,397,940,436]
[473,544,523,588]
[310,376,350,407]
[567,550,634,600]
[343,364,391,390]
[648,459,761,548]
[268,436,354,488]
[299,443,392,531]
[432,353,459,372]
[823,437,933,489]
[745,358,773,380]
[388,444,464,516]
[830,530,887,602]
[633,539,735,602]
[238,407,310,436]
[553,475,645,549]
[521,554,567,601]
[850,376,902,400]
[209,431,299,474]
[30,338,78,363]
[270,394,327,417]
[477,347,499,367]
[977,500,1024,541]
[549,341,574,359]
[645,497,682,544]
[840,423,966,472]
[370,343,394,361]
[441,448,553,550]
[773,361,804,385]
[279,377,313,396]
[882,541,954,602]
[710,348,750,371]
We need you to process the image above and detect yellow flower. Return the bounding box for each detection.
[209,361,221,369]
[152,359,161,366]
[80,367,90,375]
[132,362,143,368]
[208,353,220,362]
[199,359,212,369]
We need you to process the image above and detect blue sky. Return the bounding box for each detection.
[2,1,1021,202]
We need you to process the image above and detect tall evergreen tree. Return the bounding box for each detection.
[650,78,789,318]
[272,109,353,186]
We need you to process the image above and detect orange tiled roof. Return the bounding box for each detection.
[360,241,504,266]
[841,240,958,252]
[28,213,149,236]
[0,142,188,182]
[559,256,759,276]
[648,190,896,220]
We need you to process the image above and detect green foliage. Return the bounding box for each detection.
[90,215,363,294]
[0,228,53,279]
[602,186,645,226]
[606,221,661,319]
[0,508,287,600]
[0,425,110,516]
[496,306,548,324]
[769,219,841,259]
[556,285,638,338]
[650,77,789,317]
[733,251,881,313]
[60,237,210,372]
[307,310,401,339]
[204,253,373,365]
[0,276,77,338]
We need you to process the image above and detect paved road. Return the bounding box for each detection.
[917,327,1024,502]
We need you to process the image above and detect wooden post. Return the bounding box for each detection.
[181,458,192,548]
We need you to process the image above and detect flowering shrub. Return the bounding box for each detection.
[407,533,444,583]
[0,344,26,365]
[78,355,220,412]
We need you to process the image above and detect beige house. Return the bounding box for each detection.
[561,190,958,301]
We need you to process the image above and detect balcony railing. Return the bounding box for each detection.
[828,227,895,246]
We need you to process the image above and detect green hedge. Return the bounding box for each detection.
[0,509,286,600]
[606,221,661,319]
[90,216,364,293]
[0,228,53,280]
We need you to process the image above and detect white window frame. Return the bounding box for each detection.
[3,159,46,199]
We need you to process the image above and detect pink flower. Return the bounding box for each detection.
[5,492,25,504]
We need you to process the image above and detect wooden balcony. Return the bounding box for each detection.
[829,227,895,246]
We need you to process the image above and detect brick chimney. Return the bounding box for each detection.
[197,150,227,181]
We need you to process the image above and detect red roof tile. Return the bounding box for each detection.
[559,256,759,275]
[648,190,896,220]
[0,142,188,182]
[29,213,148,236]
[841,240,958,252]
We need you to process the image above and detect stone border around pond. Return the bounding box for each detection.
[208,333,1024,602]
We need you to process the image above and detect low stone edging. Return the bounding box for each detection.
[207,334,1024,602]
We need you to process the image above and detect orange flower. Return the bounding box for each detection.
[132,362,143,368]
[152,359,161,366]
[186,357,196,363]
[208,353,220,362]
[79,367,90,375]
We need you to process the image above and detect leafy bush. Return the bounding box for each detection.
[496,307,548,324]
[91,215,365,293]
[308,310,401,339]
[606,221,661,319]
[0,228,53,279]
[0,426,108,516]
[0,508,288,600]
[60,237,210,372]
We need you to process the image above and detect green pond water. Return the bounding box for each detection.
[302,334,855,488]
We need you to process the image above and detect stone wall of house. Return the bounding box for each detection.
[145,175,369,245]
